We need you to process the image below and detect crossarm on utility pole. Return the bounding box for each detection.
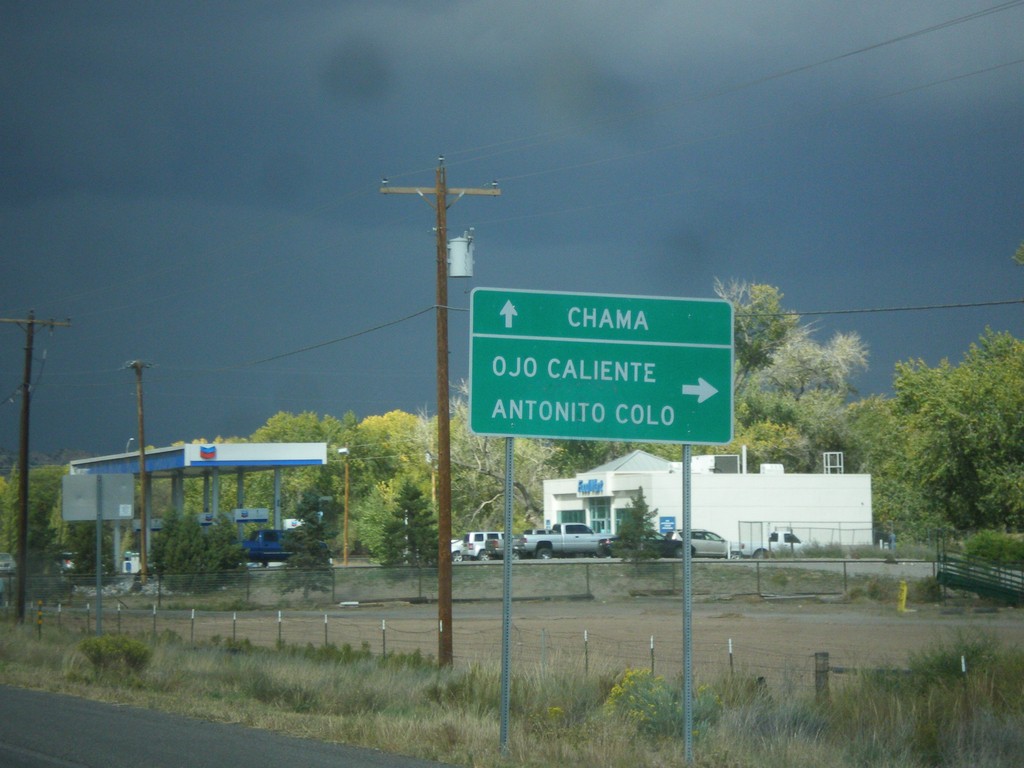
[380,186,501,198]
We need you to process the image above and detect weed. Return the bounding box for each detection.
[4,614,1024,768]
[605,668,682,736]
[78,634,152,674]
[909,576,942,603]
[865,576,896,601]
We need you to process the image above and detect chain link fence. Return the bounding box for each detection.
[7,558,935,612]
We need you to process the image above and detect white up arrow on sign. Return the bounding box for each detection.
[499,300,518,328]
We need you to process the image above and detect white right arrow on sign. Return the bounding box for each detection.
[682,378,718,404]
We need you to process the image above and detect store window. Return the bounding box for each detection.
[589,498,610,533]
[560,508,585,525]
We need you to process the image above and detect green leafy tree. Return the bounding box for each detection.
[0,464,65,573]
[714,280,800,392]
[347,409,429,555]
[963,530,1024,563]
[244,410,354,524]
[615,488,660,563]
[893,329,1024,531]
[712,282,868,473]
[449,388,554,533]
[846,396,937,541]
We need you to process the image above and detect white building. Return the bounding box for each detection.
[543,450,873,557]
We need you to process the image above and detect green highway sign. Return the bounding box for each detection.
[469,288,734,444]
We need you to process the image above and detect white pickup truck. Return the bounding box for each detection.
[512,524,604,559]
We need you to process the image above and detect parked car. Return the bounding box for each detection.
[512,524,604,559]
[0,552,14,573]
[462,531,502,561]
[671,529,731,558]
[597,533,682,559]
[451,538,464,563]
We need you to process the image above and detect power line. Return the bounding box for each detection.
[23,4,1020,328]
[216,298,1024,371]
[434,1,1024,175]
[239,306,436,368]
[491,56,1024,187]
[774,298,1023,318]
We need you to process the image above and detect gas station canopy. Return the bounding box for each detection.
[69,443,329,529]
[69,443,328,479]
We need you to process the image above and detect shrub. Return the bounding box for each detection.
[799,542,844,559]
[964,531,1024,564]
[908,629,1000,685]
[910,576,943,603]
[865,576,896,601]
[78,635,152,674]
[604,668,681,736]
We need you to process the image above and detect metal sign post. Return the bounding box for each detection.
[682,443,693,762]
[499,437,514,755]
[469,287,733,763]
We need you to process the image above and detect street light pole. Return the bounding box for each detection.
[338,447,350,566]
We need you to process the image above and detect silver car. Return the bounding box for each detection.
[671,529,730,558]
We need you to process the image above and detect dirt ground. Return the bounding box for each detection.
[90,592,1024,693]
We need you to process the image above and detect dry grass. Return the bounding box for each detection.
[1,620,1024,767]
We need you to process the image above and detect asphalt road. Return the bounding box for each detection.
[0,685,454,768]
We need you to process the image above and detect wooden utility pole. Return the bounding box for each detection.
[381,160,500,666]
[1,312,71,623]
[124,360,152,583]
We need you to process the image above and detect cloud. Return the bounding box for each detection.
[319,37,393,104]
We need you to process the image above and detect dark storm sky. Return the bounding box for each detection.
[1,1,1022,459]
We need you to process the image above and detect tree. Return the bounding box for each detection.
[150,508,207,576]
[448,386,554,533]
[757,325,867,400]
[615,488,660,563]
[245,410,354,525]
[62,518,117,576]
[893,330,1024,531]
[714,280,800,393]
[711,282,868,473]
[846,396,937,541]
[280,490,334,597]
[285,491,333,568]
[204,515,248,572]
[377,479,437,567]
[150,508,244,584]
[0,464,65,573]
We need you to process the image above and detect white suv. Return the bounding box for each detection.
[462,531,502,561]
[0,553,15,573]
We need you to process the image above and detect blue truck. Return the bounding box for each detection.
[242,529,293,565]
